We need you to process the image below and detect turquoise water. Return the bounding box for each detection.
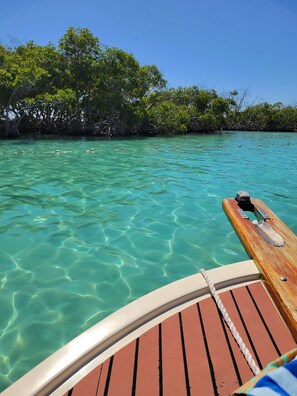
[0,131,296,390]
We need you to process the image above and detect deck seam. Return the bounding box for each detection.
[131,338,139,396]
[158,324,163,396]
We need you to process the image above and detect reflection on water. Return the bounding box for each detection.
[0,131,296,390]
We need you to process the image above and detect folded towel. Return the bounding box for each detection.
[232,348,297,395]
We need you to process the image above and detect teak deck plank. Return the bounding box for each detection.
[71,365,102,396]
[105,341,136,396]
[69,282,296,396]
[231,286,279,368]
[181,304,214,395]
[135,326,159,396]
[96,359,111,396]
[199,297,240,395]
[223,198,297,340]
[219,291,256,384]
[247,282,296,354]
[161,313,187,396]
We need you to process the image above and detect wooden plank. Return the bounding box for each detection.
[71,365,101,396]
[199,297,240,395]
[105,341,136,396]
[70,360,110,396]
[231,286,280,368]
[219,291,256,384]
[96,358,111,396]
[161,313,187,396]
[247,282,296,353]
[135,326,160,395]
[181,304,215,395]
[223,197,297,341]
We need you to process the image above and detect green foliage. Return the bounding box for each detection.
[235,102,297,131]
[59,28,101,98]
[276,106,297,131]
[142,87,231,134]
[147,101,191,134]
[0,27,296,137]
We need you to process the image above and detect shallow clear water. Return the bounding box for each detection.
[0,131,296,390]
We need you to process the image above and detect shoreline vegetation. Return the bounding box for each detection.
[1,27,297,139]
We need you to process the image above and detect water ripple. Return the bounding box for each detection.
[0,132,297,390]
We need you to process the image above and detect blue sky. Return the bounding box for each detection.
[0,0,296,105]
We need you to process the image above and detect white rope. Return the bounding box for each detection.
[200,268,261,376]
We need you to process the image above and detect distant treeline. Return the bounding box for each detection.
[1,27,297,138]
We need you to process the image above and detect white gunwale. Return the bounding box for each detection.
[2,260,260,396]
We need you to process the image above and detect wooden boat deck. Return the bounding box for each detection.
[64,281,296,396]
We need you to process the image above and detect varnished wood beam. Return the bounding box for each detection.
[223,197,297,342]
